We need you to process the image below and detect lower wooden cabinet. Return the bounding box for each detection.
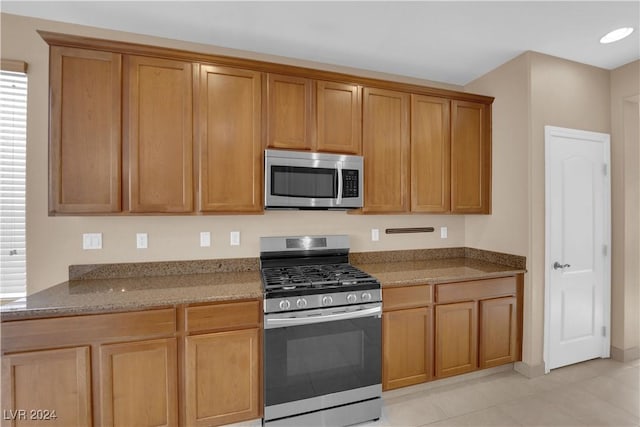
[185,328,260,426]
[1,346,92,427]
[383,307,433,390]
[99,338,178,427]
[435,301,478,378]
[479,296,517,368]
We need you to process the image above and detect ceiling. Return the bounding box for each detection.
[2,1,639,85]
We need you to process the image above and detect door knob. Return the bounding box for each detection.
[553,262,571,270]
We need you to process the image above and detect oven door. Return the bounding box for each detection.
[263,303,382,421]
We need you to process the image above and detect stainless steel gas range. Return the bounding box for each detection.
[260,235,382,427]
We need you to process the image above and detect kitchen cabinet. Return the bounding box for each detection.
[362,87,410,213]
[99,338,178,427]
[382,285,433,390]
[183,300,261,427]
[1,346,92,427]
[267,73,314,151]
[198,65,263,212]
[124,55,194,213]
[267,75,362,154]
[410,95,451,213]
[479,296,517,368]
[49,46,122,214]
[1,308,176,427]
[316,81,361,154]
[382,275,523,389]
[435,301,478,378]
[451,100,491,213]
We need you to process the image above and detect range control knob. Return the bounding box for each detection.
[322,296,334,306]
[279,300,291,311]
[296,298,308,309]
[361,292,372,302]
[346,293,357,304]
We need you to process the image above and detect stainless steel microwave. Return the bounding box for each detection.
[264,149,363,209]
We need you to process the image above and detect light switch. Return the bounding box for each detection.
[371,229,380,242]
[440,227,448,239]
[230,231,240,246]
[136,233,148,249]
[82,233,102,250]
[200,231,211,247]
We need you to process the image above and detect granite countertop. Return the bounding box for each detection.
[1,248,526,321]
[355,258,525,287]
[1,271,263,321]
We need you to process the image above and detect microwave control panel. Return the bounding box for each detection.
[342,170,359,198]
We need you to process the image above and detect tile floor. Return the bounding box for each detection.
[363,358,640,427]
[238,358,639,427]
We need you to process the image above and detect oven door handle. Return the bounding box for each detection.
[265,306,381,329]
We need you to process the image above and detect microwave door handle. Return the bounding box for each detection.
[336,163,343,205]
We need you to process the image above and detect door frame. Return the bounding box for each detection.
[543,125,611,373]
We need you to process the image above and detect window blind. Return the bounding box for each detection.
[0,70,27,299]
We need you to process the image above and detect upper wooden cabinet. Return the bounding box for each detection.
[316,81,361,154]
[267,75,362,154]
[198,66,263,212]
[362,87,410,213]
[267,74,313,151]
[124,55,194,213]
[49,46,122,214]
[411,95,451,213]
[451,100,491,214]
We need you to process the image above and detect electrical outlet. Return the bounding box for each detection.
[136,233,148,249]
[200,231,211,247]
[230,231,240,246]
[440,227,448,239]
[371,229,380,241]
[82,233,102,250]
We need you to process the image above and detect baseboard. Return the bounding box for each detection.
[611,345,640,362]
[514,361,546,378]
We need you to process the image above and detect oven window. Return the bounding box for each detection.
[264,316,381,407]
[271,166,337,198]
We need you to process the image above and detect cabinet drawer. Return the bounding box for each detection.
[186,300,261,333]
[383,285,432,311]
[2,308,176,353]
[436,276,516,304]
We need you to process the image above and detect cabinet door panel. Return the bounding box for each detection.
[317,81,361,154]
[267,74,313,150]
[125,56,193,212]
[480,297,517,368]
[49,46,121,213]
[435,301,478,378]
[411,95,450,212]
[451,100,490,213]
[1,347,92,427]
[99,338,178,427]
[362,87,410,213]
[383,307,433,390]
[185,329,260,426]
[199,66,262,212]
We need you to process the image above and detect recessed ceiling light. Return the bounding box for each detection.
[600,27,634,44]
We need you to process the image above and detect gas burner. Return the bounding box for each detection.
[261,263,376,291]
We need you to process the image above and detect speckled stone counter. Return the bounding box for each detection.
[1,269,262,321]
[1,248,525,321]
[352,247,526,287]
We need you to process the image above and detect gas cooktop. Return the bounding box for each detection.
[261,263,376,290]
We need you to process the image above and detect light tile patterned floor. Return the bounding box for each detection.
[233,358,639,427]
[363,358,639,427]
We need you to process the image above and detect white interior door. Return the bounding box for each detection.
[544,126,611,371]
